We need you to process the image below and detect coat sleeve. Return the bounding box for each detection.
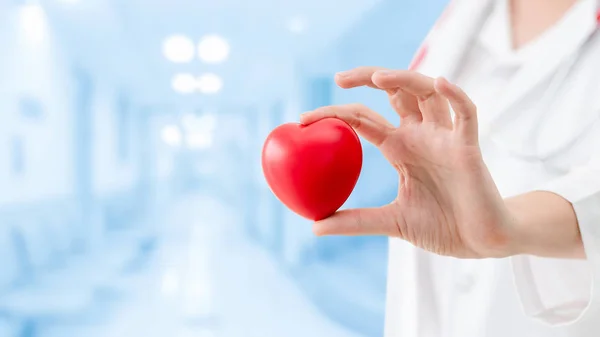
[510,116,600,326]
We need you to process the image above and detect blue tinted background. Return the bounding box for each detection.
[0,0,447,336]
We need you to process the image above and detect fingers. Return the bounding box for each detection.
[434,77,478,142]
[418,93,453,128]
[335,66,386,89]
[329,68,476,138]
[300,104,394,146]
[372,70,436,97]
[388,89,423,122]
[335,67,426,123]
[313,204,401,237]
[373,70,452,127]
[336,67,436,95]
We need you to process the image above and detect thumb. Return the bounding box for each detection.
[313,204,401,237]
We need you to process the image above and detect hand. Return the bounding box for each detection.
[300,67,516,259]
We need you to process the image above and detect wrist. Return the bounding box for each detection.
[501,192,584,259]
[501,201,530,257]
[469,203,524,259]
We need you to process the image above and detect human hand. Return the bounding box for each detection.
[300,68,516,258]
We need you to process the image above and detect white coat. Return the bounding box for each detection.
[385,0,600,336]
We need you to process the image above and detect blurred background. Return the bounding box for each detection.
[0,0,447,336]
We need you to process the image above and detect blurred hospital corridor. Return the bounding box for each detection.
[0,0,447,336]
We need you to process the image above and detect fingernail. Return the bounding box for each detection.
[299,112,309,123]
[335,71,350,78]
[312,224,326,236]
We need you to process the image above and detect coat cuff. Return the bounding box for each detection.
[511,170,600,326]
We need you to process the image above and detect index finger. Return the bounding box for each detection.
[300,103,394,147]
[335,66,388,89]
[372,70,436,97]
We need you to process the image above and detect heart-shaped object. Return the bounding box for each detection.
[261,118,363,221]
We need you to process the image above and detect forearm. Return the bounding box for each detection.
[505,191,585,259]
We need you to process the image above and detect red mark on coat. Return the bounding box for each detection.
[408,1,459,71]
[409,44,428,71]
[596,9,600,25]
[409,1,456,71]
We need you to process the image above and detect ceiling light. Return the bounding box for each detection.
[172,73,197,94]
[197,73,223,94]
[198,35,230,64]
[163,35,195,63]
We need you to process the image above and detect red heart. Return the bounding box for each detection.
[261,118,363,221]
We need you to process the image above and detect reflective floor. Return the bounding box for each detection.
[25,194,362,337]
